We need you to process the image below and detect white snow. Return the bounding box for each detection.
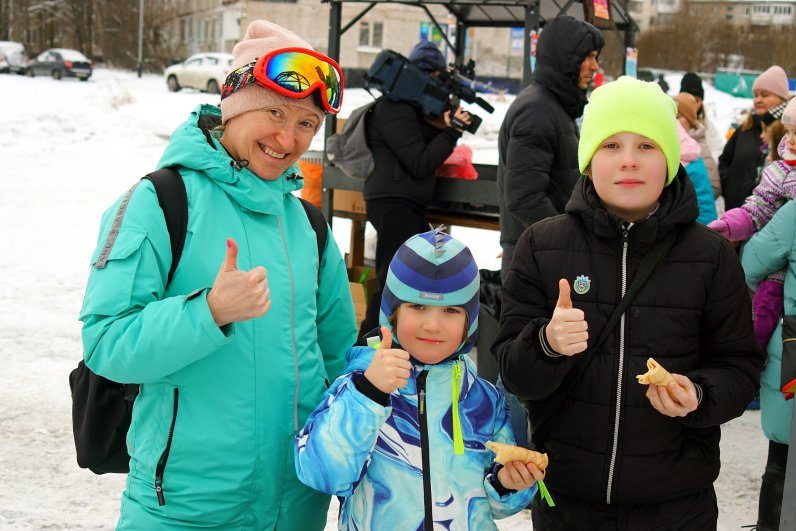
[0,68,766,530]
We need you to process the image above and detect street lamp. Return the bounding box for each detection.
[136,0,144,77]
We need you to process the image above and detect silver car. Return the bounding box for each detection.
[164,52,233,94]
[0,41,27,74]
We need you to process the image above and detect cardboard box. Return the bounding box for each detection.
[348,266,377,329]
[333,189,366,214]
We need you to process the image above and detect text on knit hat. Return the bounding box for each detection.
[781,98,796,126]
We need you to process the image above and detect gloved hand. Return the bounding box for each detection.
[753,278,785,353]
[707,218,731,239]
[707,208,755,242]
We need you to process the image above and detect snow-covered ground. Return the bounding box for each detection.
[0,68,767,530]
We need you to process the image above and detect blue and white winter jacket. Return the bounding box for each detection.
[295,346,535,530]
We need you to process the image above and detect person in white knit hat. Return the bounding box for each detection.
[79,19,356,529]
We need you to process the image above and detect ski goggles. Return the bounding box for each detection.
[221,48,343,114]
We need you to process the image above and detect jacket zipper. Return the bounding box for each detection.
[606,224,632,504]
[277,217,301,431]
[417,370,433,531]
[155,388,179,506]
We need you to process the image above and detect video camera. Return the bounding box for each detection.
[365,49,494,134]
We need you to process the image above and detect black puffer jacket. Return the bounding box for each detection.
[718,115,764,210]
[493,171,762,505]
[363,97,461,206]
[497,16,604,248]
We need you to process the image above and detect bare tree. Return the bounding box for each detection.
[636,2,795,75]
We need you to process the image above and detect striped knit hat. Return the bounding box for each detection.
[381,228,480,357]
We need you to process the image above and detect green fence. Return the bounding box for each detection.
[714,71,759,99]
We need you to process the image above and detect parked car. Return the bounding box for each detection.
[164,53,233,94]
[26,48,93,81]
[0,41,27,74]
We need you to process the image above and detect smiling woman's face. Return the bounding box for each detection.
[221,104,320,180]
[589,131,668,222]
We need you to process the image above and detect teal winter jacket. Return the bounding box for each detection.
[79,104,357,529]
[742,200,796,445]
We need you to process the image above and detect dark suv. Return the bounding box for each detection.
[26,48,93,81]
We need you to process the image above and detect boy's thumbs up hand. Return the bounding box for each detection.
[207,238,271,327]
[545,278,588,356]
[365,326,411,394]
[556,278,573,309]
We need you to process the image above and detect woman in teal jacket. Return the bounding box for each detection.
[79,20,356,529]
[742,199,795,530]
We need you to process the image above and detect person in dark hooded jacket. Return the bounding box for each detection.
[494,77,762,530]
[359,40,471,336]
[497,15,604,280]
[495,14,604,452]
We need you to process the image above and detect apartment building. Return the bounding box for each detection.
[629,0,795,32]
[165,0,529,78]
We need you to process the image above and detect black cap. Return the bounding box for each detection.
[680,72,704,100]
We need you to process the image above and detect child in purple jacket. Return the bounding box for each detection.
[709,97,796,351]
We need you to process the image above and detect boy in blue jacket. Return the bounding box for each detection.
[295,228,544,529]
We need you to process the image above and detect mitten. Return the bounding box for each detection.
[753,278,785,353]
[707,208,755,242]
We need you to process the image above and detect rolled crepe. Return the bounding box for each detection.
[485,440,548,471]
[636,357,675,387]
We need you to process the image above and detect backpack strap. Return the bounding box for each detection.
[94,167,187,286]
[143,167,187,283]
[298,197,328,277]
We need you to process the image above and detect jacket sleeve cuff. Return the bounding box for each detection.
[353,372,390,406]
[694,382,703,405]
[538,324,563,358]
[486,463,517,497]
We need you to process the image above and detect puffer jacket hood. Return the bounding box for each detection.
[778,133,794,160]
[566,165,698,243]
[534,16,604,118]
[158,104,304,215]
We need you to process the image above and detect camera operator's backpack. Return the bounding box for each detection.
[326,100,377,180]
[69,167,328,474]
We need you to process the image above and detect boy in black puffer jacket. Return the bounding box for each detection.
[493,77,763,531]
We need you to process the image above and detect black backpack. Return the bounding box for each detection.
[69,167,328,474]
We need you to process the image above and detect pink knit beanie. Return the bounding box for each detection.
[752,66,790,101]
[221,20,325,125]
[783,97,796,127]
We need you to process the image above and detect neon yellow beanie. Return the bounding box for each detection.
[578,76,680,185]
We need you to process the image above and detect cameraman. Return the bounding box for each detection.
[359,40,471,336]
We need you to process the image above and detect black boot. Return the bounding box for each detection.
[756,441,788,531]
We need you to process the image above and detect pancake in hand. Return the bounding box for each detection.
[636,357,675,387]
[485,440,548,471]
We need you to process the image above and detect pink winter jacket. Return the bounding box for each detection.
[677,120,700,165]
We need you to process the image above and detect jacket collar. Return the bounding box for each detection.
[565,166,698,245]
